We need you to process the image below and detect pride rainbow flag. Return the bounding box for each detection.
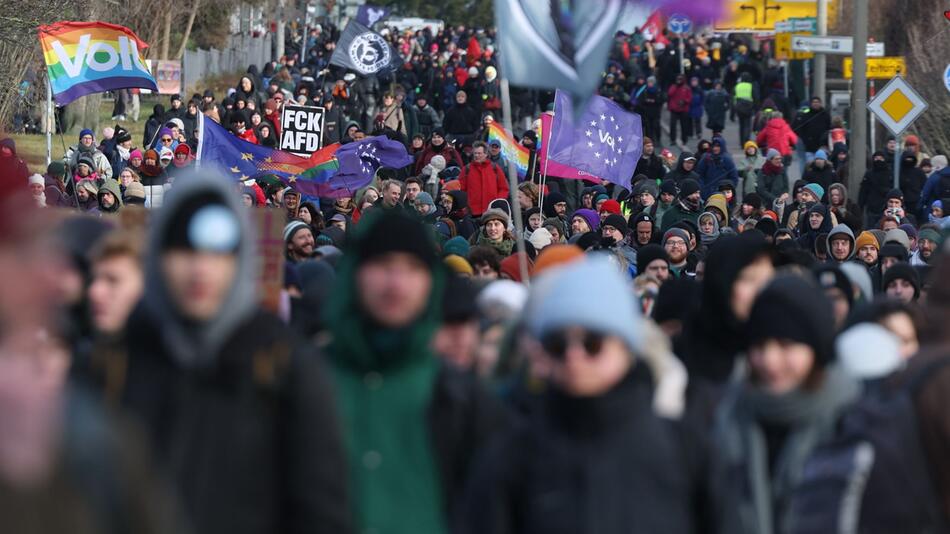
[39,21,158,106]
[487,123,530,179]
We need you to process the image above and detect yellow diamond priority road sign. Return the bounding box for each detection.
[867,75,927,136]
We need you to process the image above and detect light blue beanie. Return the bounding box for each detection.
[526,255,643,354]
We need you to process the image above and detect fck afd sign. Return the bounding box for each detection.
[279,104,326,157]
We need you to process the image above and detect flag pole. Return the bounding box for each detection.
[500,77,530,283]
[539,93,557,214]
[46,78,53,165]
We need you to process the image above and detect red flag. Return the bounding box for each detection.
[641,10,670,45]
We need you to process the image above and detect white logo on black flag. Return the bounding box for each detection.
[279,104,325,156]
[330,20,401,76]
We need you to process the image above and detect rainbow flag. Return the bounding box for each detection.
[39,21,158,106]
[487,123,530,179]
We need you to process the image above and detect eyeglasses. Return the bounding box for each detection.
[161,138,173,142]
[665,239,687,248]
[541,329,606,360]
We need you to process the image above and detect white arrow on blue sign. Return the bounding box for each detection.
[944,64,950,95]
[668,14,692,34]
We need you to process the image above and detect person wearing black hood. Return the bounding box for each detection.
[633,137,667,182]
[629,212,659,248]
[859,151,895,228]
[113,170,351,534]
[899,150,928,220]
[797,203,834,254]
[182,99,200,140]
[709,274,860,534]
[143,104,166,147]
[660,178,702,233]
[441,189,477,239]
[665,151,701,187]
[415,128,463,174]
[681,231,774,385]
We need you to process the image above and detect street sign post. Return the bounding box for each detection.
[715,0,838,32]
[867,76,927,189]
[667,14,692,34]
[774,17,815,60]
[944,64,950,94]
[791,35,884,56]
[843,57,906,79]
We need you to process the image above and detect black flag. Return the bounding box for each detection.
[330,20,402,77]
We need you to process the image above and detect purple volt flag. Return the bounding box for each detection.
[356,4,392,27]
[547,90,643,191]
[334,135,413,186]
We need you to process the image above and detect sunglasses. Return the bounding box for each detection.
[161,137,173,142]
[540,329,606,360]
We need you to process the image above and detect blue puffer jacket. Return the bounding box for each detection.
[696,136,739,199]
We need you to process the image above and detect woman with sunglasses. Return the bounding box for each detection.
[460,256,698,534]
[708,274,859,534]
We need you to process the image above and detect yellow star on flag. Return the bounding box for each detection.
[288,175,297,183]
[230,166,240,173]
[264,157,273,163]
[241,153,254,161]
[240,174,249,181]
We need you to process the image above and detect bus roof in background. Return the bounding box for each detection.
[383,17,444,34]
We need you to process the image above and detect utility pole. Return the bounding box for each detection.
[814,0,827,103]
[848,0,868,195]
[276,0,286,60]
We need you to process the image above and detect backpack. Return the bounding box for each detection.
[789,357,950,534]
[734,98,755,116]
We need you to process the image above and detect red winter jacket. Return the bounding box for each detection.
[756,118,799,157]
[459,160,509,216]
[667,83,692,114]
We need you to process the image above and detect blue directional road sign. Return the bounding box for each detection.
[668,13,692,34]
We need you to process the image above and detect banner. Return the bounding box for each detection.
[279,104,325,156]
[547,90,643,191]
[356,4,392,27]
[39,21,158,105]
[538,113,602,182]
[155,60,181,95]
[486,123,529,179]
[330,20,402,76]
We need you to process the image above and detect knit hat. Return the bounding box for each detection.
[755,217,778,237]
[571,209,600,232]
[284,220,311,243]
[77,154,96,171]
[353,210,437,266]
[803,183,825,201]
[528,227,554,250]
[531,244,584,276]
[79,128,94,140]
[415,191,435,208]
[526,255,644,354]
[443,254,474,276]
[130,149,143,161]
[879,242,909,262]
[499,253,529,282]
[159,147,174,161]
[766,148,781,160]
[884,228,911,252]
[679,178,700,198]
[574,231,601,250]
[28,174,44,186]
[855,230,879,251]
[635,180,659,199]
[114,127,132,144]
[636,243,669,274]
[813,264,853,308]
[918,227,942,246]
[480,208,510,228]
[814,149,828,161]
[882,262,920,300]
[746,274,836,366]
[898,223,917,240]
[837,323,901,379]
[594,193,610,205]
[743,140,758,152]
[442,235,470,258]
[602,214,629,235]
[47,161,67,178]
[662,228,690,248]
[659,180,678,196]
[600,199,622,215]
[123,181,146,203]
[885,188,903,202]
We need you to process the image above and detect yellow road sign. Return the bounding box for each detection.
[715,0,838,32]
[775,32,815,60]
[867,76,927,136]
[843,57,907,79]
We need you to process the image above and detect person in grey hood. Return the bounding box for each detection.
[112,170,351,534]
[826,223,855,263]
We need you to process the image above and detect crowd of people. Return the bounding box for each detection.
[1,15,950,534]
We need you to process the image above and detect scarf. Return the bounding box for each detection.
[116,145,130,161]
[714,366,859,534]
[475,229,514,257]
[761,160,783,175]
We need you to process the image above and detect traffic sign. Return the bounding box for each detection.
[843,57,907,79]
[715,0,838,32]
[791,36,884,56]
[775,32,814,60]
[944,64,950,94]
[667,13,692,34]
[867,76,927,136]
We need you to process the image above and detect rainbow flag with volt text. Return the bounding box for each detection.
[487,122,530,179]
[39,21,158,106]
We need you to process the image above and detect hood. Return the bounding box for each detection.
[698,211,721,245]
[675,151,696,172]
[826,223,856,260]
[0,138,16,155]
[143,170,258,367]
[804,202,833,235]
[764,117,786,130]
[900,151,918,169]
[97,179,123,212]
[711,136,727,153]
[829,182,848,204]
[704,193,730,226]
[447,189,469,211]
